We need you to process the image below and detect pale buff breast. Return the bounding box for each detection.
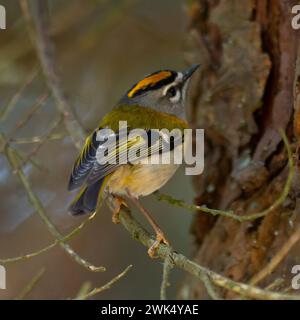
[105,136,188,198]
[106,162,180,198]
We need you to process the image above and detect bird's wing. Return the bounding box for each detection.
[68,129,100,191]
[86,128,154,186]
[68,126,152,190]
[86,128,184,186]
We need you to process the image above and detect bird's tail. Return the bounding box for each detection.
[69,179,105,215]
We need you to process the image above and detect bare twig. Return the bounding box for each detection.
[0,212,97,264]
[282,285,294,293]
[1,133,105,272]
[0,67,39,121]
[249,227,300,285]
[7,92,48,138]
[15,268,46,300]
[75,265,133,300]
[11,132,67,144]
[1,241,56,265]
[160,253,174,300]
[13,147,47,173]
[0,93,49,153]
[264,278,285,291]
[199,272,221,300]
[74,282,92,300]
[20,0,86,150]
[12,115,63,173]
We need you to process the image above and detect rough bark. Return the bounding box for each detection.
[180,0,300,299]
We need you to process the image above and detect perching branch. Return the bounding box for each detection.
[118,208,300,300]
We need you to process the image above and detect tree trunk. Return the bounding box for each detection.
[180,0,300,299]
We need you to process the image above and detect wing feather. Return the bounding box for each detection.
[68,130,99,190]
[68,124,184,191]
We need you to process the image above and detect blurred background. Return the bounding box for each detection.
[0,0,196,299]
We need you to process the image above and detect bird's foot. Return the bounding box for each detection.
[110,196,128,224]
[148,230,170,258]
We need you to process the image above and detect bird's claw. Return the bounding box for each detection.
[148,231,170,258]
[109,196,128,224]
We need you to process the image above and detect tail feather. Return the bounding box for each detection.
[69,179,104,215]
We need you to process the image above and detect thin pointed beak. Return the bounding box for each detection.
[182,64,200,82]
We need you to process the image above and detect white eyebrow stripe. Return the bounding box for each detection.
[163,83,181,103]
[163,82,176,96]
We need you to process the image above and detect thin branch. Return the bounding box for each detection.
[0,93,49,153]
[74,282,92,300]
[118,208,300,300]
[155,129,293,223]
[11,132,67,144]
[264,278,284,291]
[20,0,86,150]
[160,253,174,300]
[13,147,47,173]
[1,133,105,273]
[282,285,294,293]
[7,92,48,139]
[249,227,300,285]
[199,272,221,300]
[1,241,56,265]
[0,66,39,121]
[15,268,46,300]
[75,265,133,300]
[0,212,97,264]
[12,115,63,173]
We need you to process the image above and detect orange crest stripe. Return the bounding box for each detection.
[127,71,173,98]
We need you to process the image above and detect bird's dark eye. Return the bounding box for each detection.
[166,86,177,98]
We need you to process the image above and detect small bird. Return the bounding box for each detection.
[68,65,199,257]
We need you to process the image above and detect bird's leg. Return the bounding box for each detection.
[107,195,128,224]
[126,190,170,258]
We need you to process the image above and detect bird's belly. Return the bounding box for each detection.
[106,163,179,198]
